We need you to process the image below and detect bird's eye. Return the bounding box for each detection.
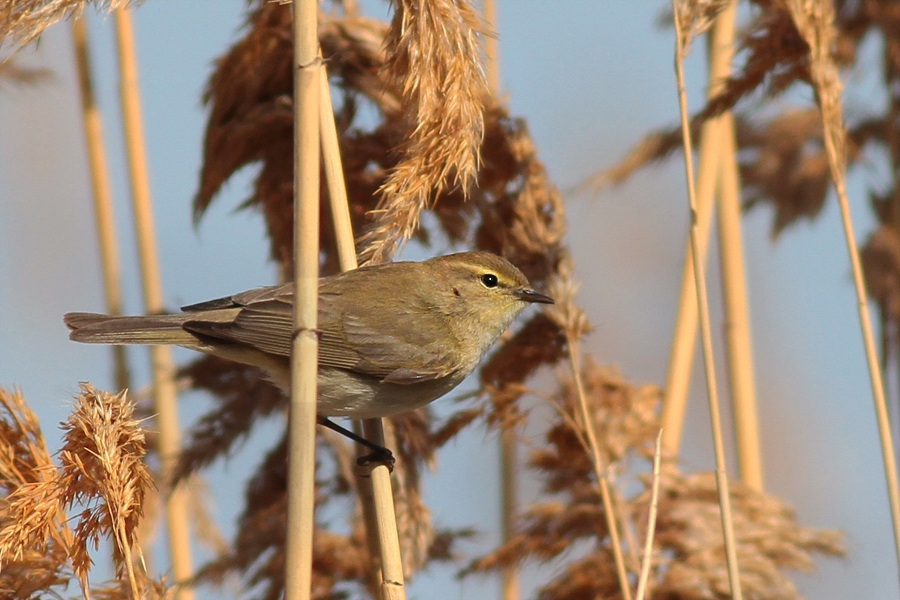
[481,273,499,288]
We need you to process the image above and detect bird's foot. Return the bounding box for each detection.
[356,446,395,471]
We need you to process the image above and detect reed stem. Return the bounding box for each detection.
[284,0,321,597]
[717,109,763,491]
[784,0,900,584]
[567,339,633,600]
[319,65,408,598]
[483,0,500,96]
[671,3,743,597]
[634,431,663,600]
[660,77,724,458]
[70,17,130,393]
[112,9,193,597]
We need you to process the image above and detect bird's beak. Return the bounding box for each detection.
[514,288,555,304]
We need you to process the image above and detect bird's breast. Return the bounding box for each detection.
[315,366,469,419]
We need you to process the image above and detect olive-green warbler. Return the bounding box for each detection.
[65,252,553,420]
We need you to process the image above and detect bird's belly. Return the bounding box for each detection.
[315,367,465,419]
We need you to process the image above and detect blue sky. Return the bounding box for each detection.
[0,1,895,598]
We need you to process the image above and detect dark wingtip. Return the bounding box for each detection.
[64,312,107,342]
[64,312,105,330]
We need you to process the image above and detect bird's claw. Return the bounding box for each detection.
[356,447,395,471]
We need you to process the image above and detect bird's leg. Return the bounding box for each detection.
[316,416,395,469]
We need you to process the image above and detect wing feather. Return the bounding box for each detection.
[183,268,459,384]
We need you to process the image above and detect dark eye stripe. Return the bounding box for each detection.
[481,273,499,288]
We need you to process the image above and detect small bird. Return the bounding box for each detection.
[65,252,553,458]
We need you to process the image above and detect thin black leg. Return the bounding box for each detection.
[317,417,395,468]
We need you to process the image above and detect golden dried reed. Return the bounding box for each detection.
[358,0,488,265]
[0,0,126,48]
[785,0,900,583]
[58,384,153,594]
[672,2,743,595]
[0,385,164,599]
[465,362,845,599]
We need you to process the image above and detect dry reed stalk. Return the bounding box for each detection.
[785,0,900,583]
[361,420,406,600]
[658,0,764,490]
[0,0,125,48]
[111,8,193,597]
[706,1,764,492]
[483,0,499,96]
[284,0,321,598]
[499,428,519,600]
[318,63,382,573]
[359,0,488,264]
[0,385,167,599]
[661,1,738,458]
[562,329,633,600]
[319,62,410,598]
[319,66,357,270]
[671,1,743,599]
[634,430,662,600]
[660,112,723,456]
[71,16,131,393]
[717,109,763,490]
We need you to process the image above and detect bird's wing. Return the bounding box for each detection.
[318,287,460,384]
[183,295,293,358]
[183,281,458,384]
[181,283,291,312]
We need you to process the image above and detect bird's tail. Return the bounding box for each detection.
[64,312,198,346]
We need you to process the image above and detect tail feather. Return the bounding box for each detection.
[64,312,198,346]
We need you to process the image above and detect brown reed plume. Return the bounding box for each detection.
[58,383,154,593]
[358,0,488,265]
[0,384,163,599]
[0,387,75,597]
[0,0,126,48]
[194,6,397,278]
[464,361,845,599]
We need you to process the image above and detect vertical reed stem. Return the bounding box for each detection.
[319,68,357,270]
[70,17,131,393]
[660,78,725,458]
[112,9,193,597]
[660,5,760,492]
[567,340,633,600]
[671,3,743,598]
[284,0,321,598]
[499,429,519,600]
[717,110,763,491]
[361,420,407,599]
[483,0,500,97]
[320,66,407,598]
[784,0,900,583]
[634,431,663,600]
[829,99,900,595]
